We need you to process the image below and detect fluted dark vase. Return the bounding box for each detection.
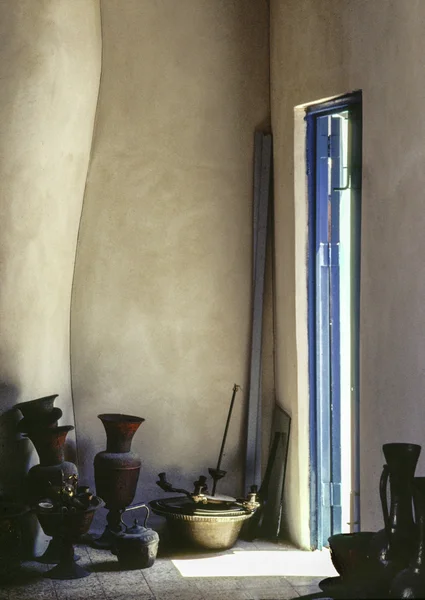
[93,413,144,548]
[16,395,62,432]
[390,477,425,598]
[26,425,78,504]
[16,394,58,418]
[369,443,421,591]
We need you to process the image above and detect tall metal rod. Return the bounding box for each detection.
[210,384,240,496]
[216,384,240,472]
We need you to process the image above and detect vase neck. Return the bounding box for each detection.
[106,437,133,453]
[99,415,143,453]
[27,426,73,466]
[388,474,416,532]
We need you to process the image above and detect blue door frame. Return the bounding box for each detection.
[306,93,362,550]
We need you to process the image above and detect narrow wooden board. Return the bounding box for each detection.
[245,132,272,490]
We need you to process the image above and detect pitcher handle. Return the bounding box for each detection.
[121,502,150,528]
[380,463,390,537]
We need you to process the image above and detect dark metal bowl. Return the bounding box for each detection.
[37,498,104,542]
[328,532,375,580]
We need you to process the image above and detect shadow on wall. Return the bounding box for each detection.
[64,434,77,466]
[74,431,96,486]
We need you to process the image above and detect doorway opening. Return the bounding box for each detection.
[306,93,362,550]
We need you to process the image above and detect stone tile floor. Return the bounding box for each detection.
[0,539,337,600]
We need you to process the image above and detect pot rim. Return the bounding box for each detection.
[98,413,145,424]
[383,442,422,451]
[36,497,105,516]
[23,424,74,437]
[328,531,375,541]
[150,509,254,523]
[150,499,254,522]
[17,407,63,432]
[16,395,59,409]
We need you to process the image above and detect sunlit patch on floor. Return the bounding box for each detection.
[172,549,338,578]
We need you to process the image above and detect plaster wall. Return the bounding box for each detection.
[72,0,271,526]
[271,0,425,547]
[0,0,101,545]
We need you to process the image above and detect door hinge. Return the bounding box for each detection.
[318,242,340,267]
[322,482,342,507]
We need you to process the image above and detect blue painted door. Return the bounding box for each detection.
[307,96,362,549]
[315,113,343,545]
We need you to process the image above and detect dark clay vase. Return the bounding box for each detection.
[369,443,421,590]
[26,425,78,504]
[93,413,144,548]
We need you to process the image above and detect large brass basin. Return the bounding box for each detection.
[150,496,255,551]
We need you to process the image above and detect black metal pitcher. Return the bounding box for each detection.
[390,477,425,598]
[369,443,421,587]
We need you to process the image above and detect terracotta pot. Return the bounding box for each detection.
[93,413,144,548]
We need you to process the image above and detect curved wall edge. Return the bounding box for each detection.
[0,0,102,554]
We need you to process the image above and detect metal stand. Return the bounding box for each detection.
[91,502,148,550]
[36,536,80,564]
[44,539,89,580]
[90,528,117,550]
[91,508,123,549]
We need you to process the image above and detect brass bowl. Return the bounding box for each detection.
[150,497,255,551]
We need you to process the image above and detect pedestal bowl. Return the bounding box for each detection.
[37,497,104,579]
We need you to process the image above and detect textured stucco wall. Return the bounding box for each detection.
[71,0,271,529]
[271,0,425,547]
[0,0,101,550]
[270,0,346,548]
